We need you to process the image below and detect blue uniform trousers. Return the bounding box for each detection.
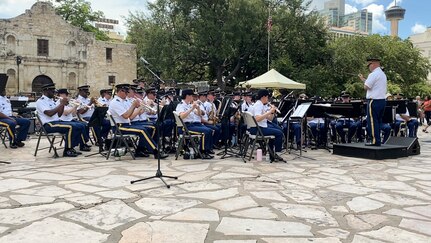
[64,120,90,145]
[309,122,327,145]
[335,119,358,143]
[366,99,386,145]
[283,122,301,146]
[250,125,283,152]
[131,120,157,138]
[186,122,213,151]
[393,119,419,138]
[0,117,31,144]
[118,123,157,153]
[205,124,221,147]
[83,117,111,142]
[44,121,82,149]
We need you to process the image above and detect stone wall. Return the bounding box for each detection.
[0,1,136,96]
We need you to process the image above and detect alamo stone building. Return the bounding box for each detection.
[0,1,136,97]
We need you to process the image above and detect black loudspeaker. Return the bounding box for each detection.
[385,136,420,156]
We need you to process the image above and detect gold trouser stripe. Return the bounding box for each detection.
[81,134,85,144]
[189,130,204,150]
[120,127,156,150]
[90,127,98,143]
[369,100,376,144]
[0,121,15,140]
[145,125,156,138]
[47,123,72,148]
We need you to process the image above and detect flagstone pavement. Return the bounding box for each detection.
[1,132,431,243]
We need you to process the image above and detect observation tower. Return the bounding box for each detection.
[385,1,406,37]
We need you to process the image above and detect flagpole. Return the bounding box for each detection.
[267,8,270,71]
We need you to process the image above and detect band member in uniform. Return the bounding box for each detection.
[393,93,419,137]
[36,83,84,157]
[251,89,284,162]
[335,92,358,143]
[0,77,30,148]
[127,85,156,139]
[56,88,91,151]
[241,92,254,112]
[76,85,111,144]
[176,89,213,159]
[109,84,168,159]
[199,91,221,149]
[97,89,112,106]
[359,57,387,146]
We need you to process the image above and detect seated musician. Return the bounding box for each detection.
[56,88,91,152]
[176,89,214,159]
[143,87,174,140]
[0,79,30,148]
[308,117,327,147]
[241,92,254,112]
[199,91,221,150]
[251,89,284,162]
[97,89,112,106]
[76,85,111,144]
[335,92,358,143]
[126,86,156,138]
[108,84,168,159]
[36,83,84,157]
[393,93,419,137]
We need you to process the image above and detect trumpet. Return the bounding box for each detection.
[130,98,158,114]
[55,96,82,107]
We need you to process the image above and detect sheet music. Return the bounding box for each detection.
[291,102,312,119]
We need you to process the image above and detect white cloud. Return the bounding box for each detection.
[365,3,387,33]
[345,4,358,14]
[353,0,378,6]
[411,23,427,34]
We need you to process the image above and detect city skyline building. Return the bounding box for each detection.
[385,2,406,37]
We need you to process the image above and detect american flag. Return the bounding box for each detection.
[267,16,273,32]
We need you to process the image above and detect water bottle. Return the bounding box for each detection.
[265,152,270,162]
[190,149,194,159]
[256,149,262,161]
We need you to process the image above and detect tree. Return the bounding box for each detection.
[51,0,110,41]
[327,35,431,98]
[126,0,329,88]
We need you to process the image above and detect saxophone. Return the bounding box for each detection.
[208,102,219,125]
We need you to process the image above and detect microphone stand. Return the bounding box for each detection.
[130,61,177,188]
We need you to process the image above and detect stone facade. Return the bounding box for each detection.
[410,28,431,84]
[0,1,136,97]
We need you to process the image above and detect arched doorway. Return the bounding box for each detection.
[32,75,53,95]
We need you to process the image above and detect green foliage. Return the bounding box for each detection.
[51,0,110,41]
[126,0,328,88]
[327,35,431,98]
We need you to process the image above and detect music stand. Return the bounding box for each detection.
[287,102,312,157]
[217,97,241,159]
[85,106,108,157]
[130,63,177,188]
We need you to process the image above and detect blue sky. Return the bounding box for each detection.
[0,0,429,39]
[309,0,430,39]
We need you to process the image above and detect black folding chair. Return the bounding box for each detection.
[241,112,275,162]
[173,111,203,160]
[33,111,65,157]
[105,111,138,160]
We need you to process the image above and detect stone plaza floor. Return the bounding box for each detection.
[0,132,431,243]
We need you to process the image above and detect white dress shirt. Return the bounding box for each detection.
[36,95,59,125]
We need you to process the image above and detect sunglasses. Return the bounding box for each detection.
[367,63,373,68]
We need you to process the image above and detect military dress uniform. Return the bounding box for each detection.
[201,100,221,147]
[109,94,163,158]
[0,95,30,148]
[176,99,213,156]
[36,93,83,156]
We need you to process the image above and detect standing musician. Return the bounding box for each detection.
[176,89,214,159]
[199,91,221,149]
[76,85,111,144]
[97,89,112,106]
[56,88,92,151]
[251,89,285,162]
[108,84,168,159]
[0,77,30,148]
[36,83,84,157]
[359,57,387,146]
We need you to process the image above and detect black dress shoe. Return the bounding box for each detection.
[201,154,213,159]
[71,149,82,155]
[80,146,92,152]
[275,154,285,162]
[63,149,78,157]
[16,141,25,147]
[9,143,18,149]
[154,151,169,159]
[365,143,380,146]
[213,144,221,150]
[208,150,215,154]
[135,151,150,157]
